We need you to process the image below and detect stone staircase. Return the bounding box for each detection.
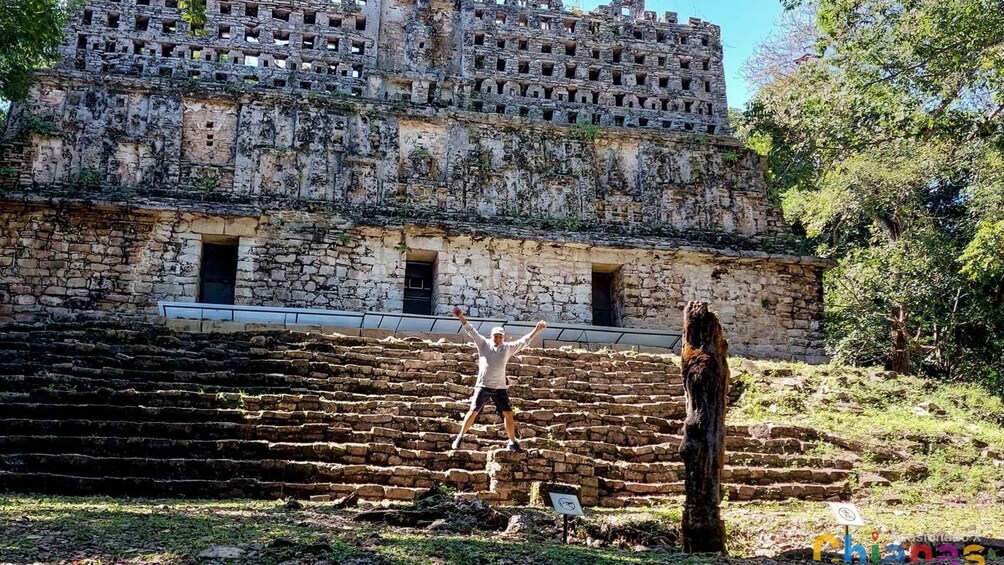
[0,322,853,507]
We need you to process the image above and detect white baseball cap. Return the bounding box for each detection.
[490,326,506,336]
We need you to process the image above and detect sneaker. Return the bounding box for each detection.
[506,440,523,452]
[451,437,462,450]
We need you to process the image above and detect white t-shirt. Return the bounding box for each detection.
[461,321,533,389]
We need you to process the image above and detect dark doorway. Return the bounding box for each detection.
[592,270,614,326]
[199,239,238,304]
[403,261,434,315]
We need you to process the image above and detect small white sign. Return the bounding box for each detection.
[828,502,865,526]
[548,492,584,516]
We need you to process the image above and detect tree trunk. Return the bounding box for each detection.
[890,304,910,374]
[678,301,729,554]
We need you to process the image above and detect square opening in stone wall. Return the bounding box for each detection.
[614,115,624,126]
[682,78,691,91]
[245,3,258,17]
[564,19,576,32]
[589,20,600,33]
[137,0,150,5]
[680,59,690,69]
[303,35,316,49]
[351,41,364,54]
[684,122,693,130]
[567,111,578,123]
[591,48,599,59]
[105,40,116,52]
[633,29,643,39]
[657,30,667,42]
[543,109,553,121]
[352,64,363,77]
[684,100,693,112]
[218,25,230,39]
[159,66,172,76]
[518,60,529,73]
[496,58,506,71]
[165,0,177,7]
[218,2,230,14]
[614,93,624,107]
[639,117,648,126]
[274,56,287,68]
[304,10,316,24]
[565,42,576,55]
[163,20,177,32]
[215,72,228,81]
[519,106,529,117]
[591,113,600,124]
[518,39,528,50]
[658,76,668,88]
[133,40,144,54]
[356,16,366,30]
[103,63,114,73]
[612,47,622,62]
[474,32,484,45]
[473,101,484,111]
[199,237,239,306]
[300,81,312,89]
[518,14,527,27]
[635,72,646,85]
[591,91,599,103]
[475,9,483,20]
[634,53,645,64]
[702,59,710,70]
[588,67,599,80]
[107,12,120,28]
[244,53,258,67]
[331,16,342,27]
[274,78,286,87]
[496,12,506,24]
[275,31,289,46]
[83,9,92,24]
[612,70,622,85]
[565,64,576,78]
[701,36,709,46]
[679,33,688,45]
[273,8,289,21]
[540,17,551,30]
[662,120,671,128]
[161,43,175,56]
[475,55,484,69]
[542,62,553,76]
[707,125,716,134]
[658,55,666,65]
[327,37,339,50]
[77,34,87,48]
[705,81,711,93]
[541,43,552,53]
[246,27,259,43]
[496,105,506,115]
[496,38,505,48]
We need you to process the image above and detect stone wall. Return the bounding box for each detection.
[5,78,781,237]
[0,201,827,361]
[45,0,728,134]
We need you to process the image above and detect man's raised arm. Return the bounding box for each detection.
[453,306,486,344]
[510,320,547,353]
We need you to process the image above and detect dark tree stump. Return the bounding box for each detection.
[678,301,729,554]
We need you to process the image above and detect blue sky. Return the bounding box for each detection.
[579,0,785,108]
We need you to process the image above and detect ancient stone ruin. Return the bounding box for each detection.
[0,323,855,504]
[0,0,827,361]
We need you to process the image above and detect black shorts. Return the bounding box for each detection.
[469,387,513,414]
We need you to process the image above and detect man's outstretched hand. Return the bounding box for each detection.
[452,306,463,318]
[535,320,547,332]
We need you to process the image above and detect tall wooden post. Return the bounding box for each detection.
[679,301,729,554]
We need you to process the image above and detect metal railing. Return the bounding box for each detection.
[158,301,682,350]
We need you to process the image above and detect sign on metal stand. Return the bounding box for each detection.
[548,493,584,544]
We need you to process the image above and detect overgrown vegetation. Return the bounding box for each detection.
[734,0,1004,394]
[0,0,78,102]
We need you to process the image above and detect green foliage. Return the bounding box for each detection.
[21,112,57,136]
[393,242,412,254]
[338,232,352,246]
[70,166,103,189]
[178,0,208,36]
[739,0,1004,389]
[0,0,78,101]
[570,123,601,142]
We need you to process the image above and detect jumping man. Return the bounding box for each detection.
[450,306,547,452]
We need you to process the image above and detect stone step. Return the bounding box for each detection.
[0,470,431,500]
[0,335,680,375]
[0,436,490,472]
[0,454,488,490]
[606,482,849,508]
